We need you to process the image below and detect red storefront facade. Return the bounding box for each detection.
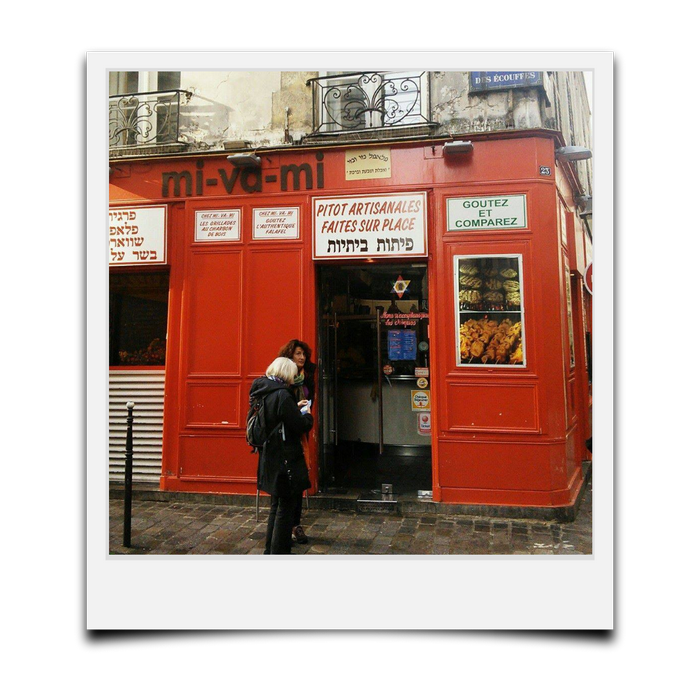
[109,130,592,517]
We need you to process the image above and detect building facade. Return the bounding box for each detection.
[108,70,592,518]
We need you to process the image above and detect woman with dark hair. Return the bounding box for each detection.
[278,338,317,545]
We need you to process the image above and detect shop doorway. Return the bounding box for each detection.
[317,264,432,496]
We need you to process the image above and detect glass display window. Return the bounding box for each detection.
[565,264,575,369]
[454,254,526,366]
[109,271,169,366]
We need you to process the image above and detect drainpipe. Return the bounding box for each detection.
[284,107,291,144]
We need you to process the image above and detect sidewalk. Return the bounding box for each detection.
[109,478,592,555]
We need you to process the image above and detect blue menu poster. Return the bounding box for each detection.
[388,330,417,361]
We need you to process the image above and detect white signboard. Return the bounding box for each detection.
[253,207,300,240]
[195,209,240,242]
[345,148,392,180]
[446,194,527,231]
[109,206,166,265]
[313,192,427,259]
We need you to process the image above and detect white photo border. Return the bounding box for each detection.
[88,51,613,630]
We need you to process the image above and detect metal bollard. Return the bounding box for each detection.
[123,401,135,548]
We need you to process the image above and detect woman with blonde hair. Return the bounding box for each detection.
[249,357,313,554]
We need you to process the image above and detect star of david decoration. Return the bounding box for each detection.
[391,275,411,299]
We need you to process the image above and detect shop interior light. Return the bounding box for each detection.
[576,194,593,215]
[443,140,474,157]
[227,153,262,167]
[555,146,592,162]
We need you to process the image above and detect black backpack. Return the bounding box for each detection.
[246,391,282,453]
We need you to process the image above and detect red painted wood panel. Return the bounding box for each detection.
[245,247,306,376]
[445,382,540,433]
[178,435,256,483]
[184,383,241,427]
[436,439,553,491]
[186,250,243,375]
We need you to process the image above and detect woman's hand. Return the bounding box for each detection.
[297,400,308,408]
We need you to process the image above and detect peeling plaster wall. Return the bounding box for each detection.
[271,71,317,142]
[181,70,316,147]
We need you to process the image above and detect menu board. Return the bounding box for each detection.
[388,330,417,361]
[455,254,525,366]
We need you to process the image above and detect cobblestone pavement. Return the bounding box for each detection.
[109,479,592,556]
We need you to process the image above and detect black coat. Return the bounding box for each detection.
[304,361,317,402]
[250,376,313,497]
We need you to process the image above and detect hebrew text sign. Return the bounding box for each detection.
[345,148,392,180]
[109,206,166,265]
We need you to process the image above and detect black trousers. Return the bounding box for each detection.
[293,492,303,528]
[264,495,296,554]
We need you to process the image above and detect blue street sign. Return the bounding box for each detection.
[470,71,543,93]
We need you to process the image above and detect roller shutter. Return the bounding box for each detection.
[109,369,165,483]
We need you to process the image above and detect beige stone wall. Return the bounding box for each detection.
[431,72,546,132]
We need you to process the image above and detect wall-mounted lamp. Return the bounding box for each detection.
[555,146,592,162]
[227,153,262,168]
[443,140,474,157]
[575,195,593,216]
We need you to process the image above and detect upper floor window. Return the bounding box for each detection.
[109,71,185,149]
[109,71,181,97]
[307,71,433,134]
[108,71,231,152]
[109,71,138,96]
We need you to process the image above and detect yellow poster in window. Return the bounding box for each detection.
[411,390,431,411]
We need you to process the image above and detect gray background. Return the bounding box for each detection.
[0,0,698,700]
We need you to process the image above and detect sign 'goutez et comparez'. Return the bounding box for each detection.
[446,195,527,231]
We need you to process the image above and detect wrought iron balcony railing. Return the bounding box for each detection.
[109,89,231,152]
[307,71,434,135]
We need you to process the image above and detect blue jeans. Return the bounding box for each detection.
[264,495,295,554]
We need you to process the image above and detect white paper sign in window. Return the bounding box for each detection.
[195,209,241,242]
[253,207,300,240]
[109,206,167,266]
[313,192,427,259]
